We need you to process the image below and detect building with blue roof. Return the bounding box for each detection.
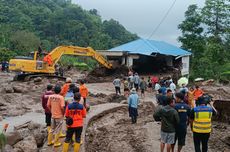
[99,38,191,76]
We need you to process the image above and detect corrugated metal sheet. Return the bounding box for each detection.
[109,38,191,56]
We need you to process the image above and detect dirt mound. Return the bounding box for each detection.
[213,99,230,123]
[85,102,155,152]
[85,66,128,83]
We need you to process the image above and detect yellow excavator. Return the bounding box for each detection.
[9,46,112,80]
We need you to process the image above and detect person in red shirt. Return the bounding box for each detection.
[41,84,53,133]
[62,93,86,152]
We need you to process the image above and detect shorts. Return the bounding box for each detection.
[45,113,52,126]
[174,130,187,146]
[161,131,175,144]
[141,89,145,94]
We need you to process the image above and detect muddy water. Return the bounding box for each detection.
[0,112,45,131]
[85,102,155,152]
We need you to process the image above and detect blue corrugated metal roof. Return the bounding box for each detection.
[109,38,191,56]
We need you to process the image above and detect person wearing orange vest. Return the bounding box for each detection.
[60,78,73,97]
[62,93,86,152]
[190,96,216,152]
[193,85,204,106]
[79,80,88,108]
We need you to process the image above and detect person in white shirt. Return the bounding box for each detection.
[169,81,176,94]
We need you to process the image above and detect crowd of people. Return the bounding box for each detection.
[113,71,217,152]
[41,71,217,152]
[41,78,89,152]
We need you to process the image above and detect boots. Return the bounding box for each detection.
[59,131,66,138]
[73,143,80,152]
[47,126,51,133]
[47,132,53,146]
[62,142,70,152]
[53,132,62,147]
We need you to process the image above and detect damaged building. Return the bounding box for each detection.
[99,38,191,76]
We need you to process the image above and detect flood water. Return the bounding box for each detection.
[0,112,45,132]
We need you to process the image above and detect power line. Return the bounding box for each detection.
[134,0,177,53]
[148,0,177,39]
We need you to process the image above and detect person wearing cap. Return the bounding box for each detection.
[61,77,73,97]
[128,88,139,124]
[41,84,53,135]
[172,92,191,152]
[47,85,65,147]
[62,93,86,152]
[190,96,216,152]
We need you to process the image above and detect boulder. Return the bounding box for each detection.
[14,136,38,152]
[33,129,47,147]
[28,122,41,130]
[5,131,23,146]
[4,86,14,93]
[0,116,3,121]
[3,144,15,152]
[13,86,24,93]
[33,77,42,83]
[13,148,23,152]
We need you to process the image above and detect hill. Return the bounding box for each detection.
[0,0,138,58]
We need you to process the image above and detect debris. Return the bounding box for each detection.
[4,86,14,93]
[33,77,42,83]
[13,136,38,152]
[5,131,23,146]
[13,86,25,93]
[14,121,32,130]
[202,79,215,86]
[3,144,15,152]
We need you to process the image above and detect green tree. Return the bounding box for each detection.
[10,31,40,55]
[178,5,206,78]
[202,0,230,37]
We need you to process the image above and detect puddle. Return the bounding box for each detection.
[0,112,45,132]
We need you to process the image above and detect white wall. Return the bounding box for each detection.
[181,56,190,76]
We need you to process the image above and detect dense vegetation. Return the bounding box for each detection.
[178,0,230,81]
[0,0,138,61]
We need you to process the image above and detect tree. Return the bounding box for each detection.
[178,1,230,79]
[202,0,230,38]
[10,31,40,55]
[178,5,206,78]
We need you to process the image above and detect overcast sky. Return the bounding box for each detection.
[72,0,206,46]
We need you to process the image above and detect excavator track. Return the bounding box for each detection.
[14,73,66,81]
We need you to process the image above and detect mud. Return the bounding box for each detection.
[85,66,128,83]
[85,102,156,152]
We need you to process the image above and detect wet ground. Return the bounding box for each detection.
[0,72,230,152]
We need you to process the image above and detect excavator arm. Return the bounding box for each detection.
[43,46,112,69]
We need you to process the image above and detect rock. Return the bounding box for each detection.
[14,136,38,152]
[13,86,24,93]
[202,79,215,85]
[33,129,47,147]
[0,116,3,121]
[28,122,41,130]
[5,131,23,146]
[13,148,23,152]
[3,144,15,152]
[33,77,42,83]
[120,100,128,104]
[4,86,14,93]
